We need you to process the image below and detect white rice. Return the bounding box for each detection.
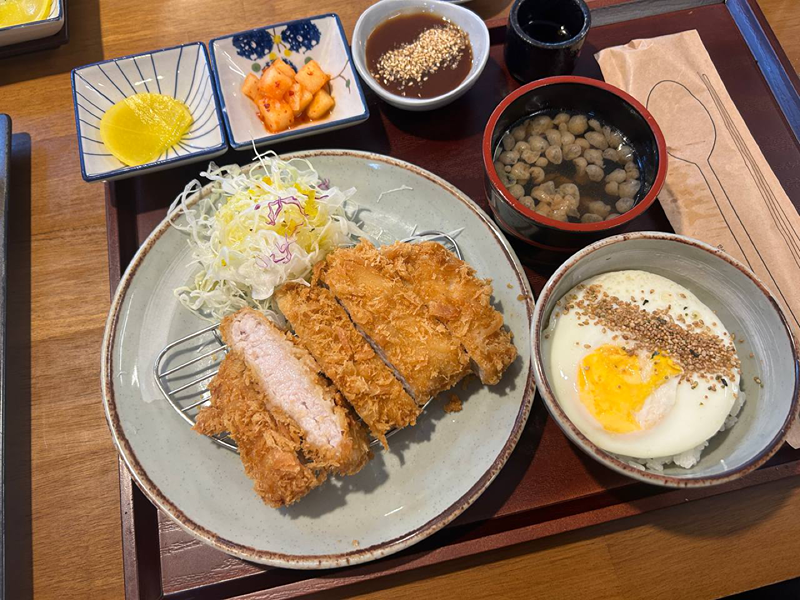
[619,389,746,472]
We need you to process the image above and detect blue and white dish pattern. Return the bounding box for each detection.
[209,13,369,150]
[71,42,227,182]
[0,0,64,47]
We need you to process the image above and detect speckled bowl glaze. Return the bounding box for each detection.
[351,0,490,111]
[531,232,799,487]
[209,14,368,150]
[101,149,534,568]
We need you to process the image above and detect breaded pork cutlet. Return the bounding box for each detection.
[195,353,325,507]
[221,307,371,475]
[276,283,420,448]
[315,239,470,404]
[381,241,517,385]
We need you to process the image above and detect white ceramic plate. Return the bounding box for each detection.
[71,42,227,182]
[209,14,369,150]
[101,150,534,569]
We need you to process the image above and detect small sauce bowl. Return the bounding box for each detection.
[352,0,490,111]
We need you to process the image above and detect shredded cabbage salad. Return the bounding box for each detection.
[168,150,364,321]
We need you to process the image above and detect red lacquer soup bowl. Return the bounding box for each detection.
[482,76,667,252]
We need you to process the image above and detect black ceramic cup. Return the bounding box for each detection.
[504,0,591,83]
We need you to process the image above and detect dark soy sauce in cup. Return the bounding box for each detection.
[505,0,591,82]
[523,19,572,44]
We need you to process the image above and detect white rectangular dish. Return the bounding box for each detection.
[209,13,369,150]
[0,0,64,48]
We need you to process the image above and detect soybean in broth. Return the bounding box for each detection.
[493,110,644,223]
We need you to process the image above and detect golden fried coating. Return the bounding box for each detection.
[276,283,420,448]
[381,241,517,385]
[220,308,371,476]
[194,352,325,508]
[315,239,470,404]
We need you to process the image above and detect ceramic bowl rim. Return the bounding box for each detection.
[351,0,490,109]
[530,231,800,487]
[482,76,668,233]
[100,148,536,569]
[208,13,370,150]
[71,41,228,182]
[0,0,63,36]
[508,0,591,50]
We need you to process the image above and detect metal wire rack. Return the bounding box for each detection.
[153,230,462,452]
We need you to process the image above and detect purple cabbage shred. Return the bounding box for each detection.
[269,235,292,264]
[264,196,306,226]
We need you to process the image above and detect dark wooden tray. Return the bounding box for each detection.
[104,1,800,598]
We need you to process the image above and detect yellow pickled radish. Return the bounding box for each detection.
[0,0,51,26]
[99,93,193,167]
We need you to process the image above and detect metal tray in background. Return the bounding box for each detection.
[103,1,800,598]
[0,115,10,600]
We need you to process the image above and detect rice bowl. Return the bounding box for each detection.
[542,270,743,470]
[531,232,799,487]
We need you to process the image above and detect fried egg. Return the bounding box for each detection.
[542,270,741,459]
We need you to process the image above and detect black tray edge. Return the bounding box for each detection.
[0,114,11,600]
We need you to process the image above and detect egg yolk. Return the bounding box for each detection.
[578,345,682,434]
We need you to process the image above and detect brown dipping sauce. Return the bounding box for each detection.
[365,13,473,99]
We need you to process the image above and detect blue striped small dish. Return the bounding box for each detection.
[71,42,227,182]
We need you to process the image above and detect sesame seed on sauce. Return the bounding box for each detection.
[366,14,472,99]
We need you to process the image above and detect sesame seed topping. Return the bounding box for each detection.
[375,24,469,90]
[566,284,740,381]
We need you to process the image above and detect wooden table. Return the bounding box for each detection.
[3,0,799,598]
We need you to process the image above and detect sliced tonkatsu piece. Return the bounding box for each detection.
[195,352,325,508]
[276,282,421,448]
[380,241,517,385]
[221,307,371,475]
[315,239,470,404]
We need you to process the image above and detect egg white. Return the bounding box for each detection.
[543,270,740,459]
